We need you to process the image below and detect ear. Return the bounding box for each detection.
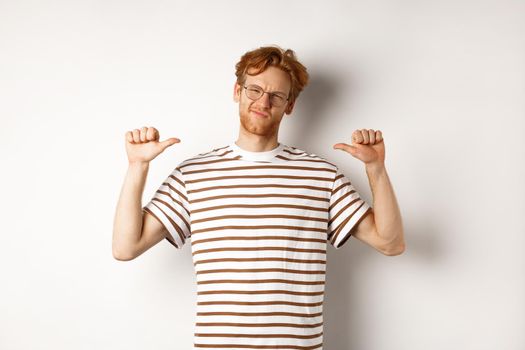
[233,82,241,103]
[284,99,296,115]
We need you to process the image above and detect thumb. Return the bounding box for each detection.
[159,137,180,151]
[333,142,359,155]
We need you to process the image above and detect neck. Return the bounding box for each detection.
[235,128,279,152]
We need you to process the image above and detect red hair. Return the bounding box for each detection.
[235,45,309,105]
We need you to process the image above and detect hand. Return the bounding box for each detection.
[333,129,385,166]
[125,126,180,164]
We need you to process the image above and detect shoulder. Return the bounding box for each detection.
[282,144,338,171]
[176,144,232,170]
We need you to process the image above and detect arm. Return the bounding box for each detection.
[351,164,405,256]
[112,161,168,261]
[334,128,405,256]
[112,126,180,261]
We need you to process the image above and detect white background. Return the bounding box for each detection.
[1,0,524,349]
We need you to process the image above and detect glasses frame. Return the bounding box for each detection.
[241,84,290,107]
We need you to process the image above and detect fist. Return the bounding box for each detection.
[125,126,180,164]
[333,129,385,165]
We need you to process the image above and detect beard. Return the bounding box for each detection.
[239,108,282,137]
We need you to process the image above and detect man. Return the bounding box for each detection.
[112,45,405,349]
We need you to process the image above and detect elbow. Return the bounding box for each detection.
[381,233,406,256]
[379,229,405,256]
[382,242,405,256]
[112,242,136,261]
[113,251,134,261]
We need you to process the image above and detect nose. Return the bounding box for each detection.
[255,92,271,108]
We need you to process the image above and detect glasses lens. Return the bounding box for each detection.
[245,85,262,100]
[270,94,286,107]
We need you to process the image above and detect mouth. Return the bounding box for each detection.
[250,109,269,118]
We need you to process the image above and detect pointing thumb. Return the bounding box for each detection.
[159,138,180,150]
[334,142,358,155]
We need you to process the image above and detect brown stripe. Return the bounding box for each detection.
[154,189,191,216]
[197,301,324,307]
[194,332,323,339]
[194,257,326,266]
[329,200,366,237]
[335,206,372,248]
[188,183,332,194]
[151,197,191,231]
[328,188,355,212]
[192,203,327,214]
[196,322,323,328]
[192,236,326,246]
[196,268,325,275]
[197,290,324,296]
[168,172,186,191]
[165,183,188,205]
[197,311,322,317]
[190,193,329,205]
[332,174,352,188]
[332,181,352,196]
[192,246,326,256]
[283,149,307,156]
[275,155,336,167]
[327,198,362,227]
[181,155,241,169]
[196,279,325,286]
[186,174,333,185]
[188,146,231,161]
[194,342,322,349]
[330,202,366,245]
[329,214,349,244]
[179,148,235,167]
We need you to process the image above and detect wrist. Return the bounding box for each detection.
[128,160,150,169]
[365,162,386,175]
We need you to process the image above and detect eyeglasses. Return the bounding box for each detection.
[242,84,289,107]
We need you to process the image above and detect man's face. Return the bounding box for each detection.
[233,66,295,137]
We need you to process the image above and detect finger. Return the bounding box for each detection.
[125,131,133,143]
[368,129,376,144]
[333,142,352,152]
[132,129,141,143]
[146,127,156,141]
[376,130,383,143]
[361,129,370,144]
[160,137,181,150]
[152,127,159,141]
[333,142,359,156]
[140,126,148,142]
[352,130,363,144]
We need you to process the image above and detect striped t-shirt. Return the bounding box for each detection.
[143,141,372,350]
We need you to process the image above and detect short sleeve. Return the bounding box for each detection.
[328,167,372,249]
[142,166,191,249]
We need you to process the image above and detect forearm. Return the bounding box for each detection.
[365,163,405,248]
[112,161,150,259]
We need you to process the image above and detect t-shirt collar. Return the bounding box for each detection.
[229,141,285,162]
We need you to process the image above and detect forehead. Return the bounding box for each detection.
[244,66,291,93]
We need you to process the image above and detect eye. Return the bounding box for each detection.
[271,94,286,102]
[247,85,262,93]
